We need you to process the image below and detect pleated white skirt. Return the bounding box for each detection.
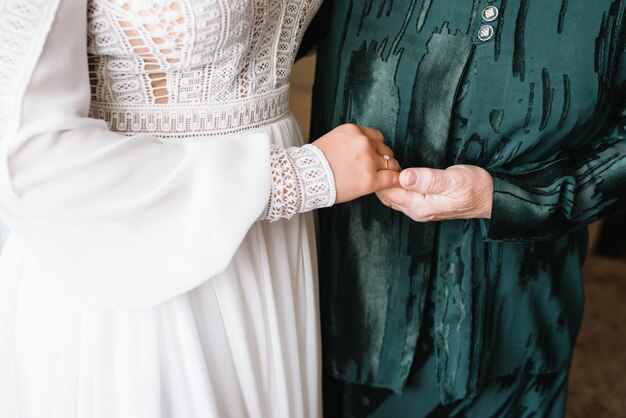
[0,115,321,418]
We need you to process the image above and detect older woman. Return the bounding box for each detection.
[310,1,626,416]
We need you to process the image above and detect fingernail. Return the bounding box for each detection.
[402,171,417,187]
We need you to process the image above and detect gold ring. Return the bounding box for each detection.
[382,154,390,170]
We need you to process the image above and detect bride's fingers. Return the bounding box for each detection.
[360,126,384,143]
[377,187,413,207]
[374,170,401,190]
[371,142,401,171]
[376,155,401,171]
[372,140,394,157]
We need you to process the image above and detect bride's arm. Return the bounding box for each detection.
[0,0,274,309]
[0,0,399,309]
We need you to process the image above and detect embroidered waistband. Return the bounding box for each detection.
[89,84,291,139]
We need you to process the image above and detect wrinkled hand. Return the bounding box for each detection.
[313,124,401,203]
[376,165,493,221]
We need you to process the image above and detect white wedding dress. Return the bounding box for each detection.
[0,0,329,417]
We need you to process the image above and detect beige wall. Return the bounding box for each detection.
[289,54,316,141]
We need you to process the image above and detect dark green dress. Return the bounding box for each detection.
[309,0,626,416]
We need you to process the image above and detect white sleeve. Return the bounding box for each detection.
[0,219,8,252]
[0,0,272,309]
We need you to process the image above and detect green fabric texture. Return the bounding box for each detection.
[328,352,568,417]
[309,0,626,404]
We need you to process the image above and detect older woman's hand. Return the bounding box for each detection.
[376,165,493,222]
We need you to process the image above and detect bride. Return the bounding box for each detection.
[0,1,401,417]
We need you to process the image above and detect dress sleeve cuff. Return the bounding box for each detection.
[299,143,337,209]
[260,144,336,222]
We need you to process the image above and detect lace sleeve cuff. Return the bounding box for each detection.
[260,144,336,222]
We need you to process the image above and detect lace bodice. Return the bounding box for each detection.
[86,0,335,220]
[87,0,321,137]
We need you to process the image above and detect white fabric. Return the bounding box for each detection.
[0,220,7,252]
[0,0,324,417]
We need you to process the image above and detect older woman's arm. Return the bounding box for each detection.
[377,100,626,241]
[485,115,626,241]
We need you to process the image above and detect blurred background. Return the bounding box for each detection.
[290,55,626,418]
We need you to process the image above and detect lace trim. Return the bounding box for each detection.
[261,144,336,222]
[300,144,337,209]
[89,84,291,138]
[263,146,300,222]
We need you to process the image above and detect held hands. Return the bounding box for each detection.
[311,123,493,220]
[377,165,494,221]
[312,124,401,203]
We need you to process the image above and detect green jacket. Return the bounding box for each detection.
[310,0,626,404]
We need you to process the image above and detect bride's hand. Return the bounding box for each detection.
[312,124,401,204]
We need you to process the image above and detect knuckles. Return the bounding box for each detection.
[337,123,362,135]
[354,134,371,148]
